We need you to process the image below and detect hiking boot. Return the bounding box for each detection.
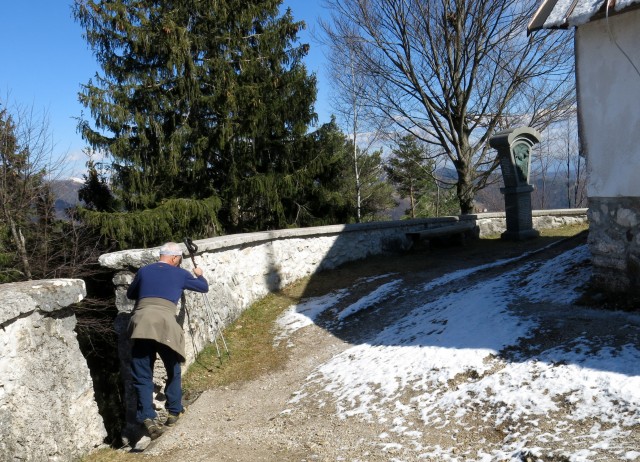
[164,411,184,427]
[143,418,164,440]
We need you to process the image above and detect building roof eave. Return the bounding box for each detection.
[528,0,640,34]
[528,0,568,33]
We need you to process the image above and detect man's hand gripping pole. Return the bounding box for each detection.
[183,237,230,359]
[183,237,199,268]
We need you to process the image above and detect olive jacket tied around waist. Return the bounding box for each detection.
[128,297,185,361]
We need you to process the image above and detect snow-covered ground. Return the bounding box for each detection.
[275,245,640,461]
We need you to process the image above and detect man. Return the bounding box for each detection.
[126,241,209,440]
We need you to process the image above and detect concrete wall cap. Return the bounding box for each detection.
[0,279,86,328]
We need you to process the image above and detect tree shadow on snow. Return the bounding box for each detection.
[286,229,640,379]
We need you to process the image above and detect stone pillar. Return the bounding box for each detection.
[489,127,542,241]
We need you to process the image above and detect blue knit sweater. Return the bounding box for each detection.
[126,262,209,304]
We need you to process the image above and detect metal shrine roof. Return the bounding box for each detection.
[528,0,640,32]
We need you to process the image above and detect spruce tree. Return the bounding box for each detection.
[74,0,318,242]
[385,135,439,219]
[293,119,353,226]
[79,160,118,212]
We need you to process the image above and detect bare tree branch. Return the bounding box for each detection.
[322,0,576,213]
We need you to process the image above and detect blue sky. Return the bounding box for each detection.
[0,1,331,177]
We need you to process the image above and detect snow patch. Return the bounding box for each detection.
[278,244,640,459]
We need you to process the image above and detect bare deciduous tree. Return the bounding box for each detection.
[1,102,54,279]
[324,30,392,222]
[562,117,586,208]
[322,0,576,213]
[0,97,75,280]
[527,110,586,210]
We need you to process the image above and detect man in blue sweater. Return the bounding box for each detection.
[127,241,209,440]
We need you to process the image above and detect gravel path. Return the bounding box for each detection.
[144,323,355,461]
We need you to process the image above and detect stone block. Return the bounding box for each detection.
[0,280,106,461]
[616,207,639,228]
[588,196,640,292]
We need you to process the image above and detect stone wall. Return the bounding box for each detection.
[588,197,640,292]
[474,208,589,237]
[0,279,107,462]
[98,209,587,444]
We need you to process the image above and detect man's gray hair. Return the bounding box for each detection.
[159,242,183,256]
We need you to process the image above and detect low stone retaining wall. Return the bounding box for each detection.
[98,208,587,444]
[0,279,106,462]
[473,208,589,237]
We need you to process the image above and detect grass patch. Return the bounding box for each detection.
[539,223,588,237]
[482,222,588,240]
[476,223,588,257]
[182,277,311,395]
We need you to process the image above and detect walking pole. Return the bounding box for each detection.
[183,237,230,359]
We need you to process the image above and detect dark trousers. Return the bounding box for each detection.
[131,339,184,423]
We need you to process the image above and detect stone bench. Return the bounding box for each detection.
[406,221,477,247]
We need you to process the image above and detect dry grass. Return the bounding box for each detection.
[79,448,134,462]
[182,279,310,395]
[482,222,588,240]
[539,223,588,237]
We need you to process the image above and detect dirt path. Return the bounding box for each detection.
[145,321,352,461]
[138,232,640,461]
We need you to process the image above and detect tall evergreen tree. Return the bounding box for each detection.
[385,135,442,219]
[289,119,353,226]
[339,145,396,222]
[74,0,319,242]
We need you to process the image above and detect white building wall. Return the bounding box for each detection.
[576,8,640,197]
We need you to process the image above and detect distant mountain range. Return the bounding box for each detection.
[49,178,83,217]
[475,173,587,212]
